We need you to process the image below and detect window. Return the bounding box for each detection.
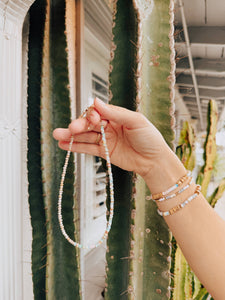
[92,73,108,219]
[92,73,108,103]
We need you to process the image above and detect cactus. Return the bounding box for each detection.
[172,100,225,299]
[138,0,176,298]
[105,1,139,298]
[27,1,47,298]
[27,0,80,299]
[196,100,218,197]
[105,0,175,298]
[208,178,225,207]
[176,121,195,171]
[29,1,224,300]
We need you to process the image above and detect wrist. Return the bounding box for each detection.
[142,145,187,195]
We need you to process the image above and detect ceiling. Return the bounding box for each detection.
[175,0,225,130]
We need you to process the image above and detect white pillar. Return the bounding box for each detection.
[0,1,35,299]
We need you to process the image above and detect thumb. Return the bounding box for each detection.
[94,98,148,129]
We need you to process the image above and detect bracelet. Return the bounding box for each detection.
[155,177,193,202]
[151,170,192,200]
[157,184,201,217]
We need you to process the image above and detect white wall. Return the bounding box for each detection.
[0,1,35,299]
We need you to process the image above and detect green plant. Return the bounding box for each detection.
[27,0,80,299]
[176,121,196,171]
[172,100,225,299]
[105,1,139,298]
[105,0,175,298]
[196,100,218,197]
[27,0,187,299]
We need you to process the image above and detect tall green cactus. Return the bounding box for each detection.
[105,0,175,298]
[27,1,47,297]
[28,0,80,299]
[139,0,175,298]
[105,1,138,298]
[172,100,225,299]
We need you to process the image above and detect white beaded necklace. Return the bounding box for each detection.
[58,121,114,249]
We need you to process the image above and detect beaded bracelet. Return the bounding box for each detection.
[58,122,114,249]
[151,170,192,200]
[155,177,193,202]
[157,184,201,217]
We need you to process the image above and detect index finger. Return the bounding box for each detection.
[69,108,102,134]
[69,117,90,135]
[53,128,71,141]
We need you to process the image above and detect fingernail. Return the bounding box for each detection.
[95,97,106,106]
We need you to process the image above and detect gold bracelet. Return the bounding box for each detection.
[157,184,201,217]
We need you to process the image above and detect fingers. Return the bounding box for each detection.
[58,141,102,158]
[69,117,90,134]
[69,110,108,135]
[53,129,102,145]
[53,128,71,141]
[55,98,149,140]
[94,98,149,129]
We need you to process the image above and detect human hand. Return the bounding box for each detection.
[53,98,169,179]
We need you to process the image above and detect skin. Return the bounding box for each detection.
[53,97,225,299]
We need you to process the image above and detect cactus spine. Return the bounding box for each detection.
[106,0,175,298]
[28,0,80,299]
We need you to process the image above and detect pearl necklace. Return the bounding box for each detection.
[58,122,114,249]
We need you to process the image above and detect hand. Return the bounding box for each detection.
[53,98,168,178]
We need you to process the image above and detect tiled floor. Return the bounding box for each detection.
[84,244,106,300]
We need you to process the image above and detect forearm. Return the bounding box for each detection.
[143,145,225,299]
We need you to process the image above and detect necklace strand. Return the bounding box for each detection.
[58,123,114,249]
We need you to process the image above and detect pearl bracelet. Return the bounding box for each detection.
[157,184,201,217]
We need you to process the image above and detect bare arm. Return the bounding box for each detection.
[53,98,225,299]
[143,146,225,300]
